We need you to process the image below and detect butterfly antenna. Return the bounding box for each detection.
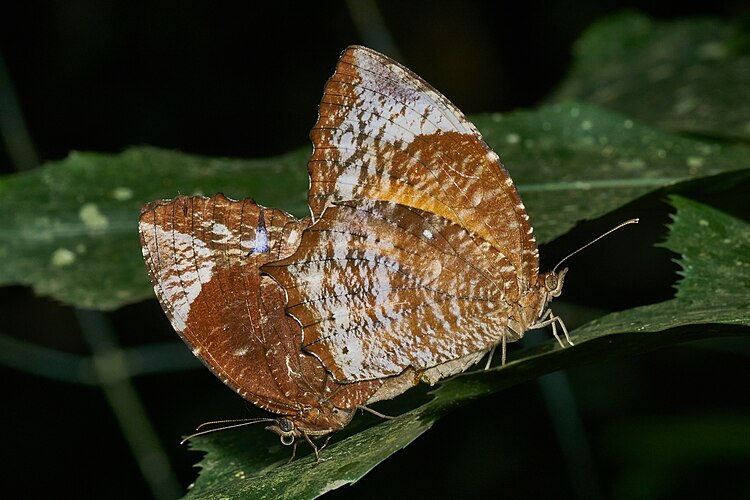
[180,418,277,444]
[358,405,396,420]
[552,218,639,273]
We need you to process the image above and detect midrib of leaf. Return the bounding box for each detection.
[519,176,688,191]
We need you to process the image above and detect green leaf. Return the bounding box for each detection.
[2,104,747,310]
[476,102,749,242]
[185,196,749,499]
[184,409,437,500]
[0,147,308,309]
[551,12,750,140]
[664,196,750,310]
[572,195,750,338]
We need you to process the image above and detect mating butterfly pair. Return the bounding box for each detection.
[139,46,570,457]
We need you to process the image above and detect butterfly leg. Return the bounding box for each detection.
[286,440,299,464]
[557,313,573,346]
[534,309,574,347]
[501,331,507,366]
[318,435,332,453]
[548,316,565,348]
[484,330,509,368]
[484,346,496,370]
[303,431,323,464]
[545,309,573,346]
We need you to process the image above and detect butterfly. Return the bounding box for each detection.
[139,194,415,459]
[262,45,572,384]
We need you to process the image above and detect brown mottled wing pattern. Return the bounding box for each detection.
[264,46,543,381]
[265,200,519,381]
[308,45,539,285]
[139,194,380,432]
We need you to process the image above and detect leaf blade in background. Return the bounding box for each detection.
[551,11,750,141]
[476,102,749,241]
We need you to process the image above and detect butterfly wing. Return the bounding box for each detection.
[308,45,540,285]
[264,200,521,381]
[139,194,380,424]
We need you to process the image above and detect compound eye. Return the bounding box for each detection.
[545,273,558,291]
[277,418,294,433]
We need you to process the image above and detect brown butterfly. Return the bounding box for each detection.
[263,45,573,383]
[139,194,415,459]
[140,47,634,459]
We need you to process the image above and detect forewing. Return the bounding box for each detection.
[308,45,540,287]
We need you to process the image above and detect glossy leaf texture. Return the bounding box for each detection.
[0,147,308,309]
[552,12,750,141]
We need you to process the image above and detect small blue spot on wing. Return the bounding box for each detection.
[252,208,270,253]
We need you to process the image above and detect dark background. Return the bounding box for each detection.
[2,1,749,499]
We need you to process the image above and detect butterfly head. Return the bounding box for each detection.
[524,267,567,325]
[266,417,298,445]
[543,267,568,299]
[265,406,355,446]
